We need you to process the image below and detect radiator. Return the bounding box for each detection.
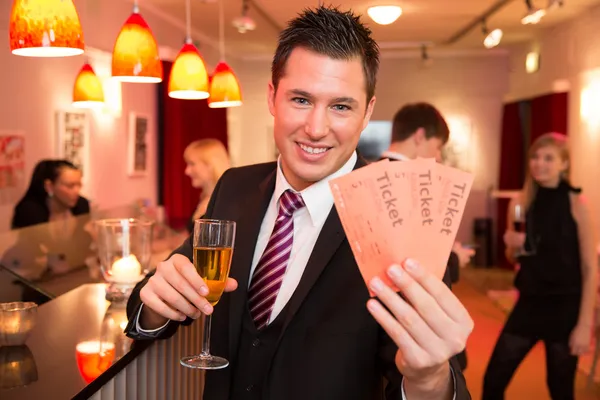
[90,320,205,400]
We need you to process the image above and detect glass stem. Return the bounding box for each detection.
[200,313,212,357]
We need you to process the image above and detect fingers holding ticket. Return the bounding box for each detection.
[367,259,473,383]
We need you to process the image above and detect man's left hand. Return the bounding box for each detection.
[367,258,474,398]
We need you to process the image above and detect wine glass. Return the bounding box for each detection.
[511,200,530,256]
[180,219,236,370]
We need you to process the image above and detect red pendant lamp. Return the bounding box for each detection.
[168,0,209,99]
[73,63,104,109]
[9,0,84,57]
[209,61,242,108]
[208,0,242,108]
[111,3,163,83]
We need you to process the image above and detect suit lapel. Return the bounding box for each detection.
[279,156,368,336]
[228,169,276,355]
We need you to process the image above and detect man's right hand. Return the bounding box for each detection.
[139,254,238,329]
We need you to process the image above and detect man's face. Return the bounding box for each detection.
[268,47,376,190]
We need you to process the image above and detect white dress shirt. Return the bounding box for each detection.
[134,150,456,399]
[381,150,410,161]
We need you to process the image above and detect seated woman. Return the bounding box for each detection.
[8,159,91,279]
[183,139,230,233]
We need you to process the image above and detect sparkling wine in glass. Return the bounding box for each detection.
[180,219,236,370]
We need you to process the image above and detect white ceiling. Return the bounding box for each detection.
[143,0,600,58]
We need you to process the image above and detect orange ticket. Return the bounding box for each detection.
[413,162,474,278]
[329,157,473,291]
[329,159,411,294]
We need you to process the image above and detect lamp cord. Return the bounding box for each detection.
[185,0,192,44]
[219,0,225,60]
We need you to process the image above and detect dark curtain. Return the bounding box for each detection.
[495,92,568,268]
[157,61,228,230]
[496,102,525,269]
[530,92,569,144]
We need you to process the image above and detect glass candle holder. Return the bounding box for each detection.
[95,218,154,302]
[0,302,37,347]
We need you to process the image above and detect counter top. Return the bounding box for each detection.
[0,284,152,399]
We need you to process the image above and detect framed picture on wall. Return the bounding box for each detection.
[55,110,90,184]
[128,112,149,177]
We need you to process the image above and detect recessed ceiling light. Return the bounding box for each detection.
[367,5,403,25]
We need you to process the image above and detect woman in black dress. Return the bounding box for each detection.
[483,133,597,399]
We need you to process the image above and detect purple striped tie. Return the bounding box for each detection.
[248,189,305,330]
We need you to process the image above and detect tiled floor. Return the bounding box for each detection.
[455,268,600,399]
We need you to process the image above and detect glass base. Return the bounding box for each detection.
[105,283,135,303]
[180,354,229,370]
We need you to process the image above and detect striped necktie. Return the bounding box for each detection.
[248,189,305,330]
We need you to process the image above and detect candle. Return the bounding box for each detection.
[111,255,142,283]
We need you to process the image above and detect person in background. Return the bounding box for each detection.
[183,139,230,233]
[483,133,597,399]
[12,159,89,230]
[6,159,91,302]
[382,103,475,274]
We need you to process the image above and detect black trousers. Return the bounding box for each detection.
[482,331,578,400]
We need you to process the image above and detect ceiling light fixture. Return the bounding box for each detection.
[210,0,242,108]
[521,0,546,24]
[168,0,210,99]
[111,2,163,83]
[367,5,403,25]
[9,0,84,57]
[482,22,503,49]
[233,0,256,33]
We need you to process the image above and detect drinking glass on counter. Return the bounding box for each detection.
[95,218,154,302]
[180,219,236,370]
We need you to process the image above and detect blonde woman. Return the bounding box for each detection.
[483,133,598,399]
[183,139,230,233]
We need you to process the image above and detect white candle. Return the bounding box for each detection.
[111,254,142,283]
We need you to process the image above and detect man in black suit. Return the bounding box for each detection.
[125,7,473,399]
[381,103,475,371]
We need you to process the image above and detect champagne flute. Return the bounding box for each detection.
[180,219,236,370]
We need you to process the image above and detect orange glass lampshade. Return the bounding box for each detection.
[111,10,162,83]
[168,43,210,100]
[75,341,115,384]
[9,0,84,57]
[73,64,104,108]
[208,62,242,108]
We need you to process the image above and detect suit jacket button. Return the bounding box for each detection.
[252,339,260,347]
[246,385,254,392]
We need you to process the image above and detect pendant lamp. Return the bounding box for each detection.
[168,0,209,99]
[73,63,105,109]
[209,62,242,108]
[9,0,84,57]
[208,0,242,108]
[111,3,162,83]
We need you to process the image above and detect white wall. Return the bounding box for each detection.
[506,4,600,238]
[228,52,511,241]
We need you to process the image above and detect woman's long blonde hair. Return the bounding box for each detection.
[184,139,230,186]
[521,132,571,211]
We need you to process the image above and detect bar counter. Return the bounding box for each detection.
[0,284,206,399]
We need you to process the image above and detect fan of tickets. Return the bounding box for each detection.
[329,158,474,293]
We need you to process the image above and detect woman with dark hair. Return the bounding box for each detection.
[12,159,89,228]
[483,133,598,399]
[6,159,92,284]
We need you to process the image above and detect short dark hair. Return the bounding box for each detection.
[391,103,450,144]
[272,6,380,103]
